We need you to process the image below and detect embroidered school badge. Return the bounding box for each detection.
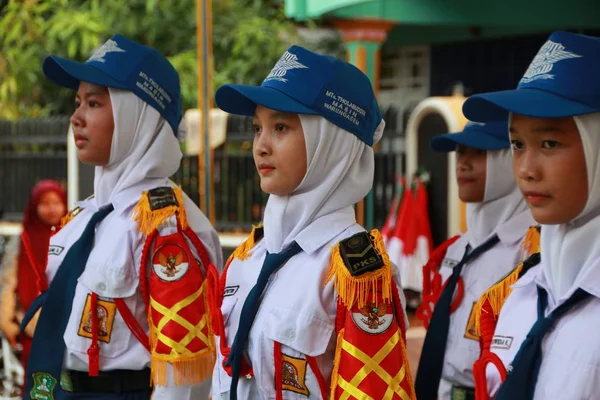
[281,354,309,396]
[78,295,117,343]
[152,243,190,282]
[30,372,57,400]
[351,292,394,334]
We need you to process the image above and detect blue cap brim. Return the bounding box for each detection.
[43,56,128,91]
[463,88,599,122]
[215,84,318,116]
[431,131,509,152]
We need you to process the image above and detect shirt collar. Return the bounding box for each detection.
[281,207,357,255]
[495,210,537,245]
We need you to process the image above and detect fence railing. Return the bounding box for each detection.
[1,114,403,231]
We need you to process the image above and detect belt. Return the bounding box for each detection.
[60,369,151,393]
[451,385,475,400]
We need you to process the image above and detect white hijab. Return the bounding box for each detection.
[541,112,600,299]
[465,149,529,248]
[93,88,183,206]
[263,115,385,253]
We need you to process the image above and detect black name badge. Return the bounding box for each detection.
[339,231,384,276]
[148,187,179,211]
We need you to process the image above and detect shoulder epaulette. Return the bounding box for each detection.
[472,251,541,336]
[327,229,392,310]
[59,194,95,228]
[132,186,188,235]
[227,222,264,263]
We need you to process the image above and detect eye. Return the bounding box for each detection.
[253,124,262,134]
[89,100,99,108]
[510,140,524,150]
[74,100,81,109]
[275,123,287,133]
[541,140,559,149]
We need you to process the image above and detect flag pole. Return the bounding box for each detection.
[196,0,215,223]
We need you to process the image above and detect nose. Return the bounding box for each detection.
[516,148,540,182]
[456,153,471,172]
[70,106,84,128]
[253,130,271,157]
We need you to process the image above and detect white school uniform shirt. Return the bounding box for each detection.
[211,208,408,400]
[437,210,533,399]
[485,257,600,399]
[45,177,223,400]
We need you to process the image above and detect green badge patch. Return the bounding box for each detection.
[30,372,57,400]
[339,231,384,276]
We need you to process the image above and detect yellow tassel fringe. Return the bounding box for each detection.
[329,328,345,399]
[148,318,216,386]
[521,226,541,259]
[326,229,392,310]
[227,222,263,263]
[473,263,523,336]
[132,188,188,236]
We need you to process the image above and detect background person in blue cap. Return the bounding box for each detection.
[208,46,416,399]
[22,35,223,400]
[414,121,535,400]
[463,31,600,400]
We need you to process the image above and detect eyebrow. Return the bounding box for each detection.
[75,90,105,99]
[253,111,296,121]
[509,126,564,134]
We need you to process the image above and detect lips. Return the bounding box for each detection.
[457,177,476,185]
[523,191,551,205]
[73,133,88,148]
[257,162,275,175]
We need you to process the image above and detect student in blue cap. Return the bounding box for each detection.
[415,121,535,400]
[208,46,416,399]
[463,30,600,400]
[22,35,223,399]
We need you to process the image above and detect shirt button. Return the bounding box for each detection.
[97,283,106,291]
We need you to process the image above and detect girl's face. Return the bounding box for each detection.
[70,82,114,165]
[510,114,588,224]
[456,145,487,203]
[37,191,66,227]
[252,105,307,196]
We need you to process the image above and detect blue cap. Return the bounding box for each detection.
[463,31,600,122]
[215,45,382,146]
[430,121,509,152]
[43,34,182,136]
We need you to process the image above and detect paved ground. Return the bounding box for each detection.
[406,310,426,377]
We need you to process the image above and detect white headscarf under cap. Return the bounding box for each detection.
[465,148,530,248]
[263,116,385,253]
[541,112,600,299]
[93,88,183,206]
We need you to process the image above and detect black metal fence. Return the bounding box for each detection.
[1,113,403,231]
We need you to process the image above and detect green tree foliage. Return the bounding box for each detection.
[0,0,342,119]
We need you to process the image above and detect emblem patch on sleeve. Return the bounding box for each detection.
[281,354,310,396]
[147,186,178,210]
[339,231,384,276]
[352,300,393,334]
[78,294,117,343]
[152,243,190,282]
[30,372,57,400]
